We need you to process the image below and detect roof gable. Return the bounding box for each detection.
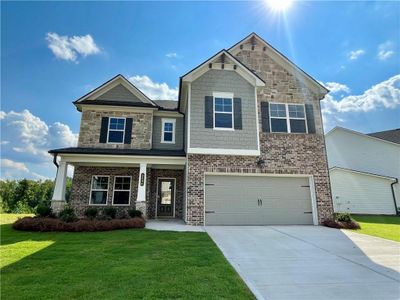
[181,49,265,87]
[74,74,157,107]
[229,33,328,96]
[367,129,400,144]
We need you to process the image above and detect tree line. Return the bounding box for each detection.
[0,178,72,213]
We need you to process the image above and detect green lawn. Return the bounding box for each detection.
[1,214,254,300]
[350,215,400,242]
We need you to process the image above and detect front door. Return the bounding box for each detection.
[157,178,175,217]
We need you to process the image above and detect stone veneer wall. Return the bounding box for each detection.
[147,169,184,219]
[78,109,153,149]
[185,45,333,225]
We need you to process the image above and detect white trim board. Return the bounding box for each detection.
[187,148,260,156]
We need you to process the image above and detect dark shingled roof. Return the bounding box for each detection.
[153,100,179,110]
[48,147,186,156]
[367,129,400,144]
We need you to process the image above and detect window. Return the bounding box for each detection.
[270,103,307,133]
[90,176,109,205]
[161,119,176,143]
[214,93,234,129]
[113,176,131,205]
[108,117,125,143]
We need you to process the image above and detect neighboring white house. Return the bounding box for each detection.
[325,127,400,215]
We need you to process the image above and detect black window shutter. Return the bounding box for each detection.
[305,104,316,134]
[205,96,214,128]
[233,98,242,130]
[99,117,109,143]
[261,102,270,132]
[124,118,133,144]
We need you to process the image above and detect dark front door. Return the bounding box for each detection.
[157,178,175,217]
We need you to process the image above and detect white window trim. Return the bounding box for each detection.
[161,118,176,144]
[213,92,234,131]
[107,117,126,144]
[269,102,308,133]
[89,175,109,206]
[112,176,132,206]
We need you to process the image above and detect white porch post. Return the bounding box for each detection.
[51,160,68,213]
[136,163,147,217]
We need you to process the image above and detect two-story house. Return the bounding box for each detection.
[49,33,333,225]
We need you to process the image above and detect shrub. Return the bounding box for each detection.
[13,217,145,232]
[104,207,117,219]
[335,213,352,223]
[36,204,53,217]
[84,207,98,219]
[323,218,361,230]
[59,206,77,223]
[128,209,143,218]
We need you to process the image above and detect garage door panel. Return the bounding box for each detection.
[205,175,313,225]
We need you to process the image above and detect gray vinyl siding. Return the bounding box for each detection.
[190,69,258,150]
[152,116,184,150]
[96,84,142,102]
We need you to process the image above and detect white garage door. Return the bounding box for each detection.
[205,175,315,225]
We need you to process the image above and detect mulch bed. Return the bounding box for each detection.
[322,219,361,230]
[13,217,145,232]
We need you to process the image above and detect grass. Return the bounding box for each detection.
[350,215,400,242]
[0,214,254,300]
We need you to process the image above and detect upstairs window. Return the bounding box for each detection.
[270,103,307,133]
[113,176,131,205]
[214,93,234,129]
[90,176,109,205]
[161,119,176,143]
[108,117,125,143]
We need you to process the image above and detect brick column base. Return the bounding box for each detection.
[135,202,147,218]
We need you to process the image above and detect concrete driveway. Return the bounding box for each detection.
[205,226,400,300]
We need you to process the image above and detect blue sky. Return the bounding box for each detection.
[1,1,399,180]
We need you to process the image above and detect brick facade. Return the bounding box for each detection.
[70,166,184,219]
[78,109,152,149]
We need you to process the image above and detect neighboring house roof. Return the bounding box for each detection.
[326,126,400,147]
[49,147,186,157]
[367,129,400,145]
[153,100,179,110]
[330,166,397,181]
[73,74,158,110]
[228,32,329,97]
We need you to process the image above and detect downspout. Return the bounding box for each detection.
[391,178,399,215]
[53,153,59,168]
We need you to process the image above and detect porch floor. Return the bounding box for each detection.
[146,219,205,232]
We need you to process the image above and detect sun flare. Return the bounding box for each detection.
[266,0,293,12]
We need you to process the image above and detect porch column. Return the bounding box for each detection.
[136,163,147,217]
[51,160,68,213]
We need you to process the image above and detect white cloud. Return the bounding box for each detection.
[46,32,100,62]
[377,41,395,60]
[320,82,351,94]
[166,52,179,58]
[1,110,78,179]
[128,75,178,100]
[321,74,400,129]
[348,49,365,60]
[1,159,29,172]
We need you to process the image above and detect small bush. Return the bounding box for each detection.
[104,207,117,219]
[36,204,53,217]
[335,213,352,223]
[84,207,98,219]
[12,217,145,232]
[128,209,143,218]
[59,206,77,223]
[323,218,361,230]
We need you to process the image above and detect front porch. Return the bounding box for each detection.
[49,149,186,220]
